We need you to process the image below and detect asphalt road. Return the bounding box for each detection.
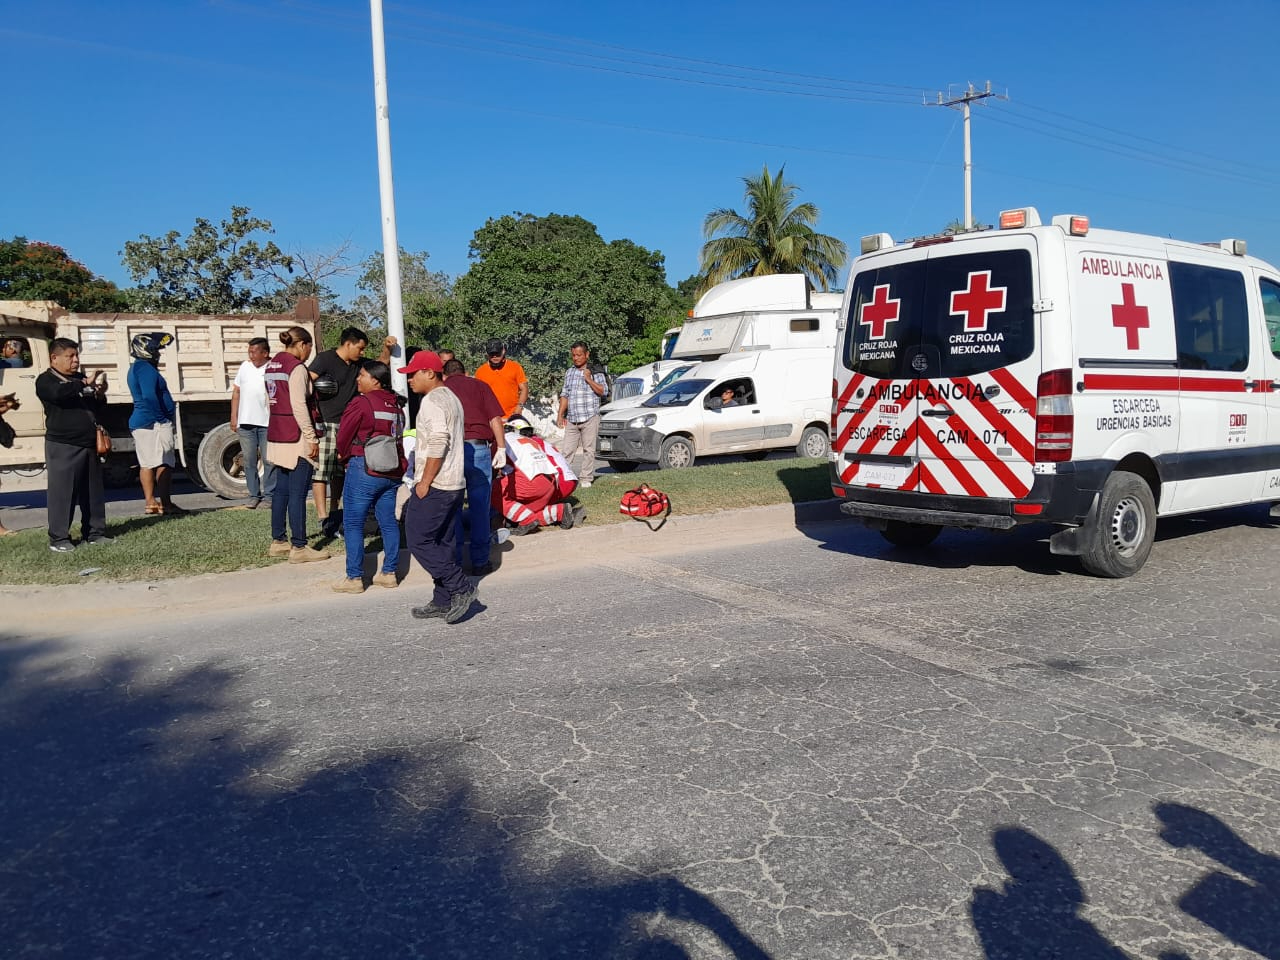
[2,503,1278,958]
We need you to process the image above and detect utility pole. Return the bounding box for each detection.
[927,82,1007,230]
[370,0,406,396]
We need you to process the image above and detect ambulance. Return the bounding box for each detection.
[830,207,1280,577]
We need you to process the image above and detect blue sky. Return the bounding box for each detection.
[5,0,1279,301]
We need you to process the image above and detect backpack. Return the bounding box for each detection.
[363,434,401,474]
[590,362,615,402]
[619,483,671,531]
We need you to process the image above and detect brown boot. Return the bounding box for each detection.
[289,544,331,564]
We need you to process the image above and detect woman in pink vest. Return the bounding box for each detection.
[331,360,408,593]
[265,326,330,563]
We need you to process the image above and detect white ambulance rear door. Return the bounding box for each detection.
[910,234,1041,500]
[833,246,927,492]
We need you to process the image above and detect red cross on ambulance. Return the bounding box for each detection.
[950,271,1007,331]
[1111,282,1149,350]
[859,284,900,340]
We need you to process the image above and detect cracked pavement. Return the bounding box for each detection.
[2,503,1278,958]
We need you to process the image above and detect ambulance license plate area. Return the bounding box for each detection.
[852,461,911,488]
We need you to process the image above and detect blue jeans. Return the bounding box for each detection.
[271,457,314,548]
[342,457,400,580]
[454,440,494,567]
[236,425,277,500]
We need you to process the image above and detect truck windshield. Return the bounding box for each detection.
[652,364,693,393]
[844,249,1034,379]
[642,378,711,407]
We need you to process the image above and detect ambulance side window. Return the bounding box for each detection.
[1169,262,1250,372]
[1260,278,1280,358]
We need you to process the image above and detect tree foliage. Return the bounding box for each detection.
[0,237,129,311]
[450,213,682,395]
[700,164,848,293]
[121,206,294,313]
[355,248,454,351]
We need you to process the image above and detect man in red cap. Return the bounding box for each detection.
[397,350,477,624]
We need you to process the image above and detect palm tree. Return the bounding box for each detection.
[699,164,848,293]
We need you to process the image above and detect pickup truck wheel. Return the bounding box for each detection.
[797,425,830,459]
[658,436,695,470]
[195,424,251,499]
[880,520,942,549]
[1080,470,1155,578]
[610,460,640,473]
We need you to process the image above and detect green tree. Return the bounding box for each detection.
[121,206,294,313]
[353,248,454,351]
[700,164,848,293]
[450,213,679,396]
[0,237,129,311]
[605,273,699,374]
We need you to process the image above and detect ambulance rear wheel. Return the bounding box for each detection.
[658,436,695,470]
[1080,470,1155,579]
[880,521,941,549]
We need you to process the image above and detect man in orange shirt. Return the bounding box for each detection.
[473,339,528,421]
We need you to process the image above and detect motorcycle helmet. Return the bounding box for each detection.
[129,332,174,361]
[312,372,340,400]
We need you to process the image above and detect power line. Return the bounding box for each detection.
[927,82,1007,229]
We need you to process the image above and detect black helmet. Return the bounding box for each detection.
[129,332,173,361]
[313,373,339,399]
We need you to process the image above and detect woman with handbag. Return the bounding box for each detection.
[265,326,330,563]
[332,360,407,593]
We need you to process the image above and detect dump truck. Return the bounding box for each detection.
[0,298,320,498]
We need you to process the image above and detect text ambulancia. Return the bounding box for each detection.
[829,207,1280,577]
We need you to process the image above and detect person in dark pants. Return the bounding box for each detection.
[441,357,506,575]
[265,326,330,564]
[35,338,110,552]
[400,350,476,624]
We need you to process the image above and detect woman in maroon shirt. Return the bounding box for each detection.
[332,361,407,593]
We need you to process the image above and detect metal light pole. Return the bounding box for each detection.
[927,82,1006,230]
[370,0,406,395]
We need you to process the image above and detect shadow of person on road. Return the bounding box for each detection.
[970,827,1132,959]
[0,635,770,959]
[1155,801,1280,959]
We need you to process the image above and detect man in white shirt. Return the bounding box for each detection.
[400,350,477,624]
[230,338,277,508]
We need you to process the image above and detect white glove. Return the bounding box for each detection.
[492,448,507,471]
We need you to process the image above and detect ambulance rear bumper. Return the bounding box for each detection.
[832,459,1112,530]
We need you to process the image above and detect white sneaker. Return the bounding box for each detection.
[580,480,593,488]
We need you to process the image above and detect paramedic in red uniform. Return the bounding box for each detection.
[499,417,584,534]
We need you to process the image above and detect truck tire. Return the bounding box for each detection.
[1079,470,1155,578]
[609,460,640,473]
[658,436,695,470]
[880,520,942,549]
[102,454,138,489]
[194,424,250,500]
[796,425,830,459]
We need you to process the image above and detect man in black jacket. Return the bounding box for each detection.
[35,338,111,552]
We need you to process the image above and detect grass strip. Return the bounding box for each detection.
[0,459,832,585]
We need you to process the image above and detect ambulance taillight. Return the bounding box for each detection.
[1034,369,1074,462]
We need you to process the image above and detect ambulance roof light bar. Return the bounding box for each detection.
[860,233,895,255]
[998,207,1042,230]
[1051,214,1090,236]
